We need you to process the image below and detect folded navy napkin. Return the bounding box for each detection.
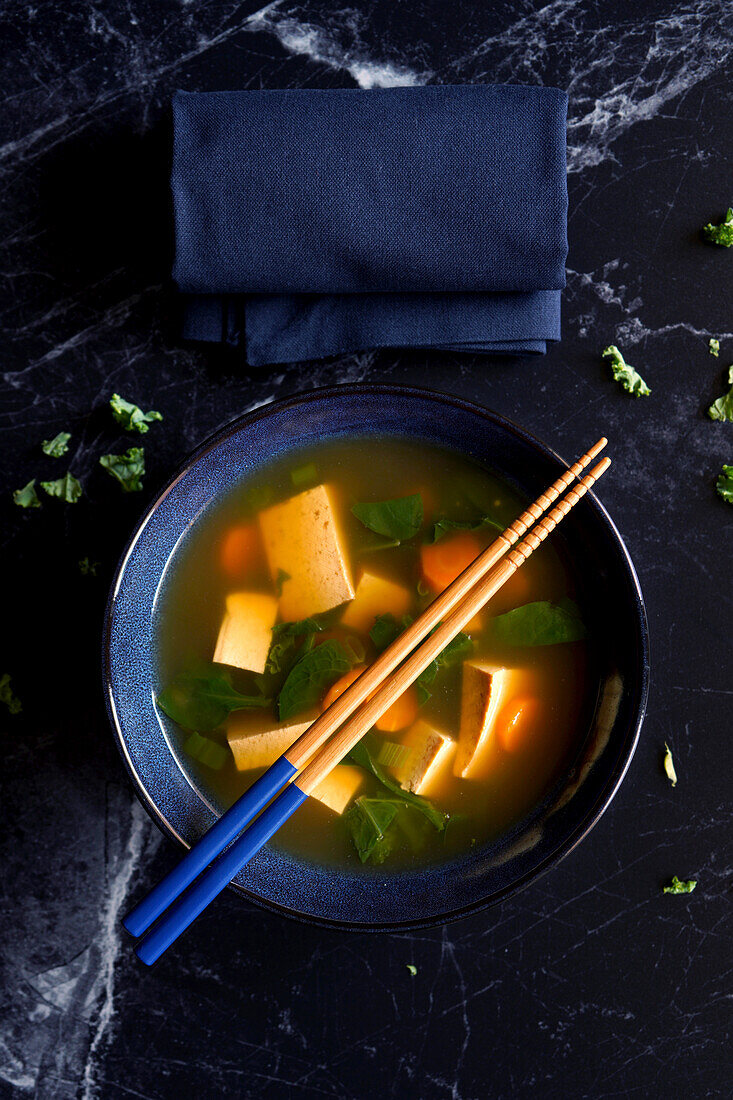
[172,85,568,365]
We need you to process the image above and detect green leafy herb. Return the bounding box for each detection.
[0,674,22,715]
[416,631,474,703]
[406,964,418,976]
[275,568,291,596]
[715,464,733,504]
[602,345,651,397]
[182,731,229,770]
[290,462,317,488]
[272,615,329,639]
[701,208,733,247]
[110,393,162,434]
[663,742,677,787]
[347,736,448,831]
[99,446,145,492]
[13,479,41,509]
[490,599,586,647]
[278,639,355,721]
[709,338,720,357]
[708,365,733,421]
[663,876,697,895]
[40,472,82,503]
[78,557,100,576]
[345,796,401,863]
[41,431,71,457]
[369,612,411,653]
[247,484,274,511]
[158,668,269,731]
[376,740,413,769]
[429,514,502,544]
[351,493,423,541]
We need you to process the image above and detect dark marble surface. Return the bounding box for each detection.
[1,2,732,1097]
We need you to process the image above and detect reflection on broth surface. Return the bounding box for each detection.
[155,436,596,870]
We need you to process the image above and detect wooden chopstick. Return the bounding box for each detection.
[133,454,610,965]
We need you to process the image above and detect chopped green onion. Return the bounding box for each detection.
[376,740,413,769]
[290,462,317,488]
[406,964,417,976]
[182,731,229,770]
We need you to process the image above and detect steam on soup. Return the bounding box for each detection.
[155,436,594,869]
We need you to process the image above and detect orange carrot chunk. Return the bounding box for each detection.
[497,696,540,753]
[420,531,482,594]
[321,666,366,712]
[220,524,262,580]
[375,686,419,733]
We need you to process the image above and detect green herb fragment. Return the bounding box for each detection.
[429,514,502,544]
[0,674,22,715]
[182,731,229,770]
[416,632,474,702]
[701,208,733,247]
[78,557,100,576]
[110,393,162,434]
[708,365,733,421]
[709,338,720,357]
[602,345,651,397]
[347,736,448,831]
[663,876,697,895]
[369,612,412,653]
[376,740,413,769]
[345,796,401,862]
[490,599,586,647]
[290,462,317,488]
[278,639,355,721]
[272,616,328,638]
[41,431,71,457]
[13,479,40,509]
[275,569,291,596]
[416,578,431,597]
[40,472,82,503]
[406,964,418,976]
[351,493,423,541]
[715,464,733,504]
[663,742,677,787]
[99,446,145,492]
[158,668,270,731]
[247,484,274,511]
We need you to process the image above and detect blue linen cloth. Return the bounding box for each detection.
[172,86,568,365]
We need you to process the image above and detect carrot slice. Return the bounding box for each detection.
[420,531,482,594]
[219,524,261,579]
[497,696,540,753]
[321,666,366,712]
[375,686,419,733]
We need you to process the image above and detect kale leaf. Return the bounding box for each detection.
[602,345,651,397]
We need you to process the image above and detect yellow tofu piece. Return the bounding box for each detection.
[310,765,364,815]
[213,591,278,675]
[340,568,412,633]
[392,720,455,795]
[227,713,312,771]
[258,484,355,620]
[454,661,517,778]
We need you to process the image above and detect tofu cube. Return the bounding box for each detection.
[213,591,278,675]
[340,568,412,634]
[454,661,512,778]
[310,765,364,815]
[227,713,312,771]
[392,720,455,795]
[258,484,355,620]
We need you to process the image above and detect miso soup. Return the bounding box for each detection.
[155,436,595,870]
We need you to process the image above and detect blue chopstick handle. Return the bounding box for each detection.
[123,755,297,938]
[135,782,308,966]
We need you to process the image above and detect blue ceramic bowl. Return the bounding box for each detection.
[104,385,649,930]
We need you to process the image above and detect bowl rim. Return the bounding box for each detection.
[103,383,650,931]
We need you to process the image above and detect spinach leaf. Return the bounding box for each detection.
[182,731,229,770]
[272,616,327,638]
[708,365,733,421]
[716,465,733,504]
[13,479,40,509]
[416,631,474,702]
[351,493,423,541]
[99,446,145,492]
[110,393,162,434]
[345,796,401,863]
[602,345,651,397]
[490,599,586,647]
[158,668,270,731]
[709,338,720,357]
[41,472,82,503]
[701,208,733,247]
[41,431,71,457]
[0,673,22,715]
[663,876,697,895]
[369,612,412,653]
[429,515,502,543]
[278,639,354,721]
[347,736,448,831]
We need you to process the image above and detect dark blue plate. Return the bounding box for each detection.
[103,385,649,930]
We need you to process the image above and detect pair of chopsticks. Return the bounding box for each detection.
[125,438,610,964]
